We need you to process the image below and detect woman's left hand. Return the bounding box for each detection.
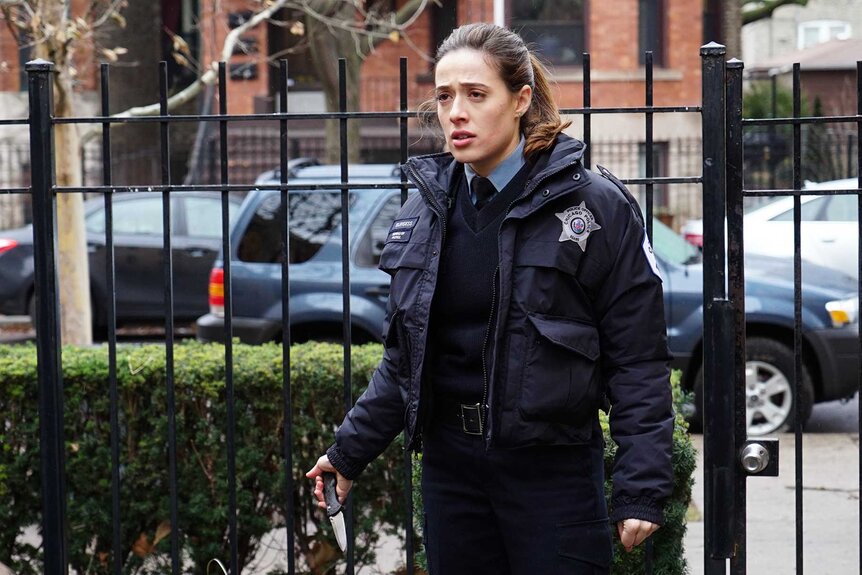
[617,519,659,552]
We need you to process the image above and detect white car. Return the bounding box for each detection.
[744,177,858,279]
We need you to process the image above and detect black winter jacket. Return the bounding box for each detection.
[327,135,675,524]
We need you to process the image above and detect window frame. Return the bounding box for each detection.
[797,20,851,50]
[638,0,666,67]
[507,0,588,67]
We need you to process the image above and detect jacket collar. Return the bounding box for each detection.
[403,134,587,206]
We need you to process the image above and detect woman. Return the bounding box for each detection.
[307,23,674,574]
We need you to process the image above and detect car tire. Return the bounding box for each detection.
[692,337,814,436]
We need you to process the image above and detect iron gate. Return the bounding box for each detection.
[11,42,862,574]
[701,45,862,574]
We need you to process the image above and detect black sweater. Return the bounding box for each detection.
[427,162,531,401]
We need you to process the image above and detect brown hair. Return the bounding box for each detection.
[427,23,570,158]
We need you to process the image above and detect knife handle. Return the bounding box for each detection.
[322,472,343,516]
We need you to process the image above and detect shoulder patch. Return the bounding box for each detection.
[642,232,662,281]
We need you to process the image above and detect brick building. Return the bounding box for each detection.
[0,0,712,226]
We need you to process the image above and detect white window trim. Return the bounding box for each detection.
[797,20,851,50]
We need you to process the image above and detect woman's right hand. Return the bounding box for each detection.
[306,454,353,510]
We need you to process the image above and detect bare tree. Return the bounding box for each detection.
[2,0,133,345]
[2,0,430,345]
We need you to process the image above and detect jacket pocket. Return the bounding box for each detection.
[378,240,430,273]
[556,517,613,569]
[518,312,600,423]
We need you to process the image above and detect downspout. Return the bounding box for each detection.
[494,0,505,27]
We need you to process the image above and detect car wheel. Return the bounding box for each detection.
[693,337,814,436]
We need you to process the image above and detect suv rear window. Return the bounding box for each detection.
[237,191,356,264]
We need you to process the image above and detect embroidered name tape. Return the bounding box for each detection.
[387,217,419,243]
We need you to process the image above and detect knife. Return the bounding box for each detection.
[323,472,348,552]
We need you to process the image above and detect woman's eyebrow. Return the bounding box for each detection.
[435,81,490,92]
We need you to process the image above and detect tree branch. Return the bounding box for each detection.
[80,0,291,144]
[80,0,432,144]
[742,0,808,25]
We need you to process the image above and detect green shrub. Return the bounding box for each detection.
[0,342,404,575]
[0,342,694,574]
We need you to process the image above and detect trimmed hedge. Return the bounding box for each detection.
[0,342,694,574]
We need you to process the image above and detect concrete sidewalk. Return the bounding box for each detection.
[685,433,860,574]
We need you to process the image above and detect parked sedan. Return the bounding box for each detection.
[0,192,241,331]
[681,177,859,276]
[744,177,859,278]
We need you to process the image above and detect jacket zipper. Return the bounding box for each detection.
[480,159,580,443]
[405,163,448,245]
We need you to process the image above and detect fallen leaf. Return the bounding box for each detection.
[153,520,171,547]
[131,532,152,557]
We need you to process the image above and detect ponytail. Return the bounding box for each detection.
[522,53,571,158]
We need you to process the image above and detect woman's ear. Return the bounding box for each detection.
[515,84,533,117]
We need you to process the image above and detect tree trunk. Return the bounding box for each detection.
[722,0,742,59]
[306,1,362,164]
[34,2,93,345]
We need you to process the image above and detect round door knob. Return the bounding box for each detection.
[741,443,770,474]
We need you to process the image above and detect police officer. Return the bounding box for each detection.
[307,23,674,574]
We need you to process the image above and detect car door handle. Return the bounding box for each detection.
[184,248,208,258]
[365,285,390,298]
[819,238,836,243]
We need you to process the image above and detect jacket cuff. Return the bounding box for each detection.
[609,495,665,526]
[326,443,366,480]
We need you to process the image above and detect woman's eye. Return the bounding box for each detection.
[469,90,485,99]
[436,93,451,103]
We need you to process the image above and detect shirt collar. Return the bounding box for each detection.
[464,136,526,194]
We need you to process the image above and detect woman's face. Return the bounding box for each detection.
[435,48,532,176]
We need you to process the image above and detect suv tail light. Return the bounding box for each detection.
[209,267,225,317]
[0,239,18,254]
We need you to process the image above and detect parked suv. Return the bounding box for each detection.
[197,161,859,435]
[195,160,407,345]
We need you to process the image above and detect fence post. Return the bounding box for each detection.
[26,58,68,574]
[726,57,748,575]
[700,42,736,575]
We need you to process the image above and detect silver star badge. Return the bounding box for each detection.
[556,202,602,252]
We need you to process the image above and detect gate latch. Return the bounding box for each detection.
[739,438,779,477]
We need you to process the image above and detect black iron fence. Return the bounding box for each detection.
[9,44,862,575]
[14,50,701,575]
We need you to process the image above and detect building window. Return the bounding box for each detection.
[432,0,458,55]
[798,20,851,50]
[510,0,586,66]
[638,0,665,66]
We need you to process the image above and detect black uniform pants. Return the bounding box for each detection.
[421,413,613,575]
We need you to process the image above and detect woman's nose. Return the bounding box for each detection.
[449,96,467,123]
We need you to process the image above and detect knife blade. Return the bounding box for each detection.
[323,472,348,552]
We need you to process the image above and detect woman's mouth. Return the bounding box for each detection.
[450,131,476,148]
